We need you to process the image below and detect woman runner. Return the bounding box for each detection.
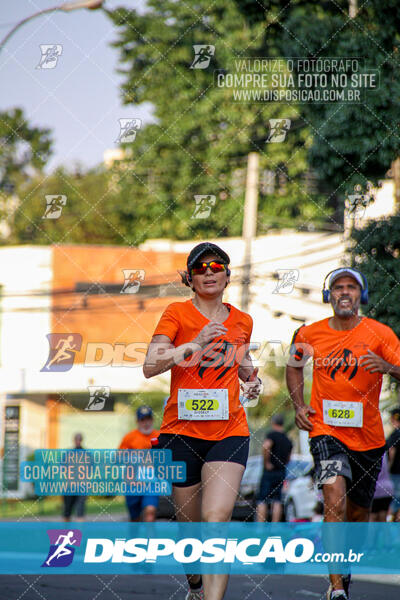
[143,242,262,600]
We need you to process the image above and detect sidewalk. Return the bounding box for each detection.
[0,512,128,522]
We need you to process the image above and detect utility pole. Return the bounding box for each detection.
[241,152,259,312]
[349,0,358,18]
[0,1,104,53]
[392,158,400,208]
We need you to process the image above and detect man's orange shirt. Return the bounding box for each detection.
[291,317,400,451]
[119,429,159,450]
[153,300,253,440]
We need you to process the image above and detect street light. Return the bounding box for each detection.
[60,1,103,10]
[0,1,104,52]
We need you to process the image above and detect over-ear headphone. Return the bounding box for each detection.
[187,265,231,283]
[322,268,369,305]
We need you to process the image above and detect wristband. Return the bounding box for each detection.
[246,375,262,385]
[246,368,259,382]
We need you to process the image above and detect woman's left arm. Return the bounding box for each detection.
[238,350,256,382]
[238,351,262,400]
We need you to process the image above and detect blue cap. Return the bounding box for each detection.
[136,406,153,420]
[328,268,364,290]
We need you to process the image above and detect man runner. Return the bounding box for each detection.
[286,267,400,600]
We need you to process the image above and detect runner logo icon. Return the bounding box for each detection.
[191,195,216,219]
[36,45,63,69]
[85,386,110,410]
[190,45,215,69]
[267,119,291,143]
[42,529,82,567]
[116,119,142,143]
[43,195,67,219]
[41,333,82,372]
[121,269,145,294]
[319,460,342,485]
[273,269,299,294]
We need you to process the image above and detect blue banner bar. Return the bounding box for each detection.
[0,522,399,574]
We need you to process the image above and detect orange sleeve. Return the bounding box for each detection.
[118,434,130,449]
[153,303,180,342]
[378,325,400,367]
[245,315,253,344]
[288,324,313,366]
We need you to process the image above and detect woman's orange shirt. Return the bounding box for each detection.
[153,300,253,441]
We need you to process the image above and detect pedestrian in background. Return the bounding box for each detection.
[256,414,292,522]
[63,433,86,522]
[370,452,394,522]
[118,406,159,522]
[387,406,400,522]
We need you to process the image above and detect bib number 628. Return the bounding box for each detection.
[328,408,353,419]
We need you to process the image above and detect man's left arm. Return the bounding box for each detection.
[359,327,400,381]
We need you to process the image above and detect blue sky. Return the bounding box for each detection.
[0,1,153,172]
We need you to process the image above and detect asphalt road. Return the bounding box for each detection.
[0,574,398,600]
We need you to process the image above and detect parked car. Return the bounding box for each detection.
[282,453,319,521]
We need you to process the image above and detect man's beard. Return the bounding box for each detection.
[139,424,153,435]
[332,297,358,316]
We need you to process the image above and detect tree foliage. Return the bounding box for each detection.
[6,2,400,245]
[5,166,124,245]
[237,0,400,223]
[0,107,52,193]
[106,0,325,243]
[350,217,400,337]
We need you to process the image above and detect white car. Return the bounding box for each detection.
[282,453,319,521]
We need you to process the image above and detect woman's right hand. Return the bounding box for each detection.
[193,321,228,347]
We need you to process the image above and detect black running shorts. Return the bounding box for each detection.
[310,434,385,508]
[157,434,250,487]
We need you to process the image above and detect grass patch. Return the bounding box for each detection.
[0,495,126,519]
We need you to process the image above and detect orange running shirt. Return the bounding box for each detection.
[119,429,159,450]
[152,300,253,440]
[290,317,400,451]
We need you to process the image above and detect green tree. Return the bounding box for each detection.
[237,0,400,224]
[350,216,400,337]
[106,1,324,243]
[6,166,125,245]
[0,107,52,194]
